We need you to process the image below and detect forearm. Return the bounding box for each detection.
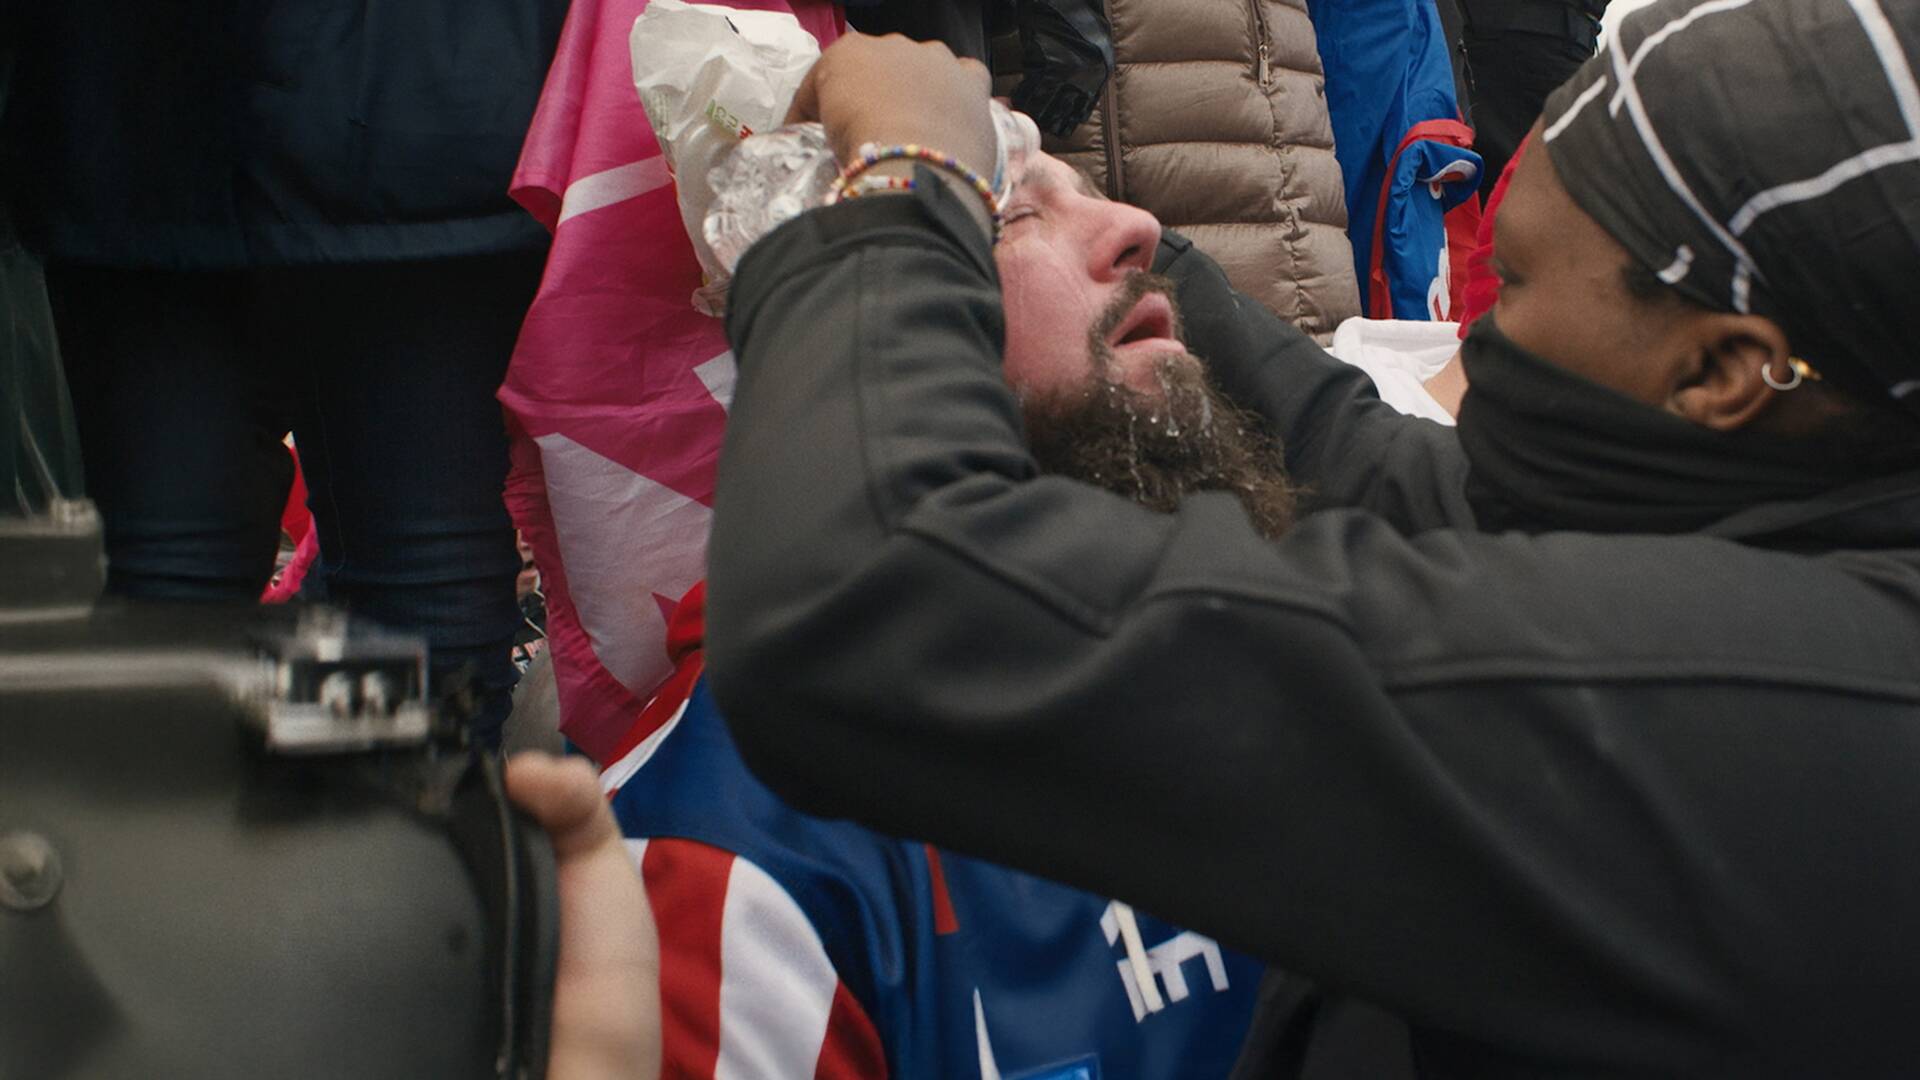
[1156,238,1475,530]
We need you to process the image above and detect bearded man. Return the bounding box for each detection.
[706,1,1920,1074]
[599,151,1302,1079]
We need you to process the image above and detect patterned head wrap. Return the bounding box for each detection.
[1540,0,1920,413]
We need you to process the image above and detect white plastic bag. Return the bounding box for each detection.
[631,1,821,314]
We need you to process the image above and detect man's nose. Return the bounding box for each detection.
[1088,200,1162,279]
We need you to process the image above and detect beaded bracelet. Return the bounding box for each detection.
[823,173,918,205]
[828,144,1004,242]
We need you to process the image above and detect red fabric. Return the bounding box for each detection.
[666,580,708,666]
[924,845,960,936]
[1440,194,1482,321]
[814,982,889,1080]
[644,837,734,1077]
[260,530,319,604]
[1367,119,1477,320]
[262,442,317,603]
[280,444,311,546]
[1457,133,1532,338]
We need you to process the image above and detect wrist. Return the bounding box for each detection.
[912,164,997,243]
[829,146,1001,245]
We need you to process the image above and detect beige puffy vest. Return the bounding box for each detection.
[1014,0,1360,339]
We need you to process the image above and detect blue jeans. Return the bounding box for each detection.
[52,254,542,746]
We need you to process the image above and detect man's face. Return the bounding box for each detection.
[1489,137,1701,406]
[991,153,1296,539]
[994,153,1190,402]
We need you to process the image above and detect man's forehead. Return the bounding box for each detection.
[1017,153,1103,201]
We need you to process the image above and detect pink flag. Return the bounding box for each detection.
[501,0,845,762]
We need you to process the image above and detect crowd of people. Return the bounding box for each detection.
[7,0,1920,1075]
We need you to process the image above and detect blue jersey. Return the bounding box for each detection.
[607,670,1262,1078]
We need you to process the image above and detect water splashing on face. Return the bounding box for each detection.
[1023,353,1299,540]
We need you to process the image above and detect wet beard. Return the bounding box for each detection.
[1022,352,1298,541]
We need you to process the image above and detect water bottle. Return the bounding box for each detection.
[704,101,1042,275]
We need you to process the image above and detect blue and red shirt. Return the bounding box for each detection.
[604,584,1262,1078]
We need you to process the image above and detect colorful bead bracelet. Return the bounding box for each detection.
[826,144,1004,242]
[824,173,919,202]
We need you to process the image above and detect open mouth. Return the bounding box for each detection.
[1107,292,1180,352]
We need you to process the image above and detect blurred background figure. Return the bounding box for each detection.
[843,0,999,61]
[0,20,81,535]
[1452,0,1608,194]
[1,3,571,746]
[1010,0,1362,339]
[846,0,1114,140]
[1310,0,1482,322]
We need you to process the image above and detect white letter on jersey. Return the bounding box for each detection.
[1100,901,1232,1023]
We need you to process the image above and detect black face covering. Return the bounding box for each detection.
[1455,319,1867,534]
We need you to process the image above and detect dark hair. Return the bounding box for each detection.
[1619,257,1920,474]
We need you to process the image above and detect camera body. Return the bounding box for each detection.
[0,594,557,1080]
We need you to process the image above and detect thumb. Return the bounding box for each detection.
[504,752,618,860]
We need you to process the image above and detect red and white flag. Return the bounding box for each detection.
[500,0,846,762]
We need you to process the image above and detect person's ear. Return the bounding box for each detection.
[1668,313,1791,432]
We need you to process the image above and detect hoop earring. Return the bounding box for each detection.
[1762,361,1803,392]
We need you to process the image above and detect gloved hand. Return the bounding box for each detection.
[1010,0,1114,138]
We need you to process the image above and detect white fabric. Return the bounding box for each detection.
[557,157,674,227]
[1326,318,1461,426]
[715,857,840,1079]
[695,351,740,410]
[532,432,713,695]
[974,990,1003,1080]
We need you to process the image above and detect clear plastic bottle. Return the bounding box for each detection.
[704,101,1041,275]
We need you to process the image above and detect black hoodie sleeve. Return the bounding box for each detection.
[1151,232,1473,532]
[708,178,1920,1073]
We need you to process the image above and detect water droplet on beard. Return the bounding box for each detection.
[1122,403,1147,493]
[1153,365,1182,438]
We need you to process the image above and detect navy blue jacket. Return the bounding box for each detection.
[3,1,568,268]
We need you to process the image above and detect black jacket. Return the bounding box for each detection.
[708,178,1920,1075]
[3,1,568,268]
